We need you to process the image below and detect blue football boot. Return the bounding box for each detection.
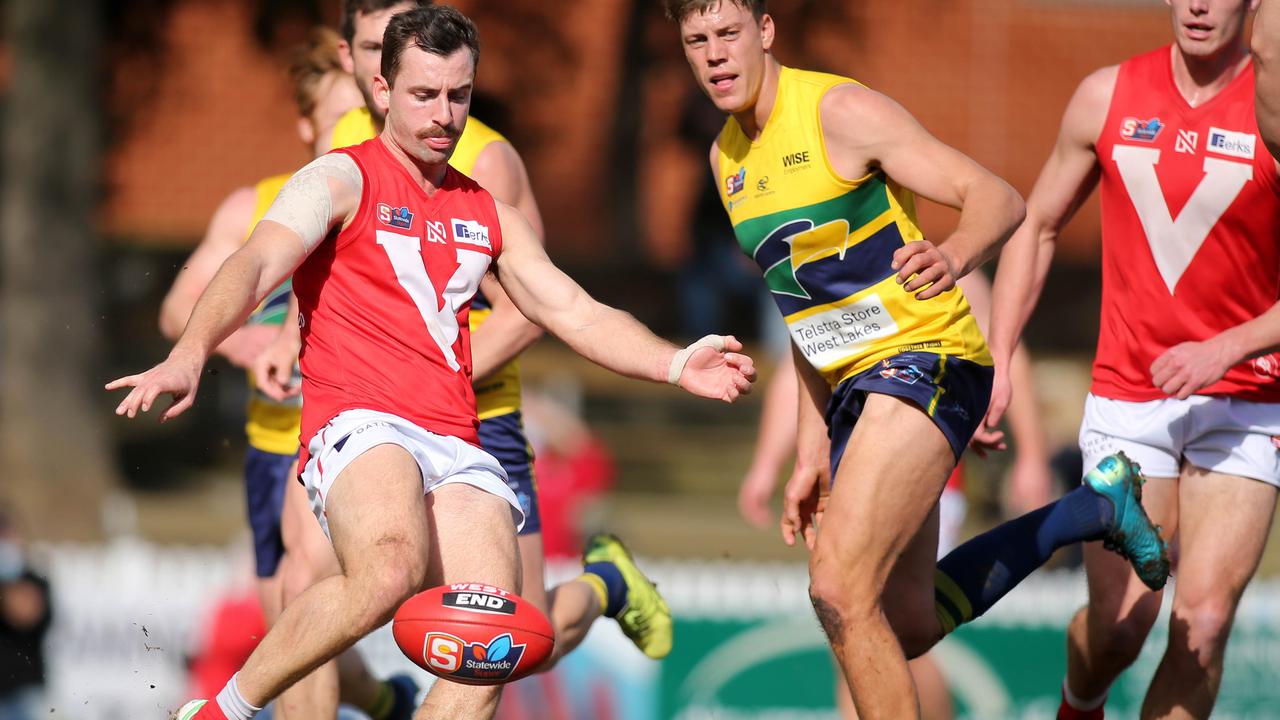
[1085,452,1171,591]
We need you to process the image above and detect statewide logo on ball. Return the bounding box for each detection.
[423,631,528,682]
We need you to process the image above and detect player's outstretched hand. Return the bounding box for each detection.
[892,240,958,300]
[674,335,757,402]
[251,326,302,402]
[1150,339,1235,400]
[781,463,828,551]
[105,353,203,422]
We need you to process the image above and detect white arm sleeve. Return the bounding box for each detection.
[261,153,363,252]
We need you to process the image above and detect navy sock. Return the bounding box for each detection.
[584,562,628,618]
[934,485,1114,633]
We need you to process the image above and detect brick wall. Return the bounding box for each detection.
[102,0,311,242]
[101,0,1186,266]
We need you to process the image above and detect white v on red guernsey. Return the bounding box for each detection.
[292,136,503,463]
[1095,45,1280,402]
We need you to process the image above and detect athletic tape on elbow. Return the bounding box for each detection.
[668,334,727,385]
[261,153,362,252]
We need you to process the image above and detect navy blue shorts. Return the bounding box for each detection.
[826,351,993,477]
[244,447,296,578]
[478,411,540,536]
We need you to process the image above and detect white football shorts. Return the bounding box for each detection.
[937,487,967,559]
[300,408,525,537]
[1079,393,1280,487]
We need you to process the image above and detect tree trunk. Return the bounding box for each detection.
[1,0,115,540]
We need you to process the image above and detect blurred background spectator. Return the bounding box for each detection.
[0,504,51,720]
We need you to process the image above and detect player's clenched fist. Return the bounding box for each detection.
[1150,338,1237,400]
[105,352,203,422]
[892,240,958,300]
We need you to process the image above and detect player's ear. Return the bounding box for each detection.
[297,117,316,147]
[759,13,775,51]
[372,74,392,114]
[338,39,355,74]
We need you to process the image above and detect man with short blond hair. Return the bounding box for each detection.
[668,1,1168,716]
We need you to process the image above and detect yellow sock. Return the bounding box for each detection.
[577,573,609,617]
[364,681,394,720]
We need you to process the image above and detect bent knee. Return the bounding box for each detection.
[349,551,426,630]
[809,541,880,602]
[1089,603,1160,665]
[808,573,873,630]
[1172,594,1238,659]
[808,564,876,619]
[808,581,938,658]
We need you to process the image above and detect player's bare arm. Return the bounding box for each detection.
[1255,0,1280,160]
[819,83,1026,299]
[985,66,1116,428]
[779,340,833,550]
[491,201,756,402]
[107,153,363,420]
[467,140,544,381]
[158,186,278,369]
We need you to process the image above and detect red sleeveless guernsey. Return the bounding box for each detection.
[293,137,503,458]
[1093,46,1280,402]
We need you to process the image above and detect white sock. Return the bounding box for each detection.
[1062,678,1107,711]
[216,673,262,720]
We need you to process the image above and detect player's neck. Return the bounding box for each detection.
[732,56,782,140]
[1170,41,1250,108]
[378,134,450,194]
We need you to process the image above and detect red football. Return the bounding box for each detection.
[392,582,555,685]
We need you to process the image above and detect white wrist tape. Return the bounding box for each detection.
[667,334,727,385]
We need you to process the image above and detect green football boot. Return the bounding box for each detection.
[583,533,673,659]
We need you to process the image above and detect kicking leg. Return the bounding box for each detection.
[275,475,420,720]
[1141,466,1276,719]
[934,452,1169,635]
[274,474,341,719]
[228,444,433,712]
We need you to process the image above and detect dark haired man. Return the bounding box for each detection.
[321,0,677,683]
[248,8,678,718]
[113,7,754,720]
[668,1,1168,717]
[158,31,420,720]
